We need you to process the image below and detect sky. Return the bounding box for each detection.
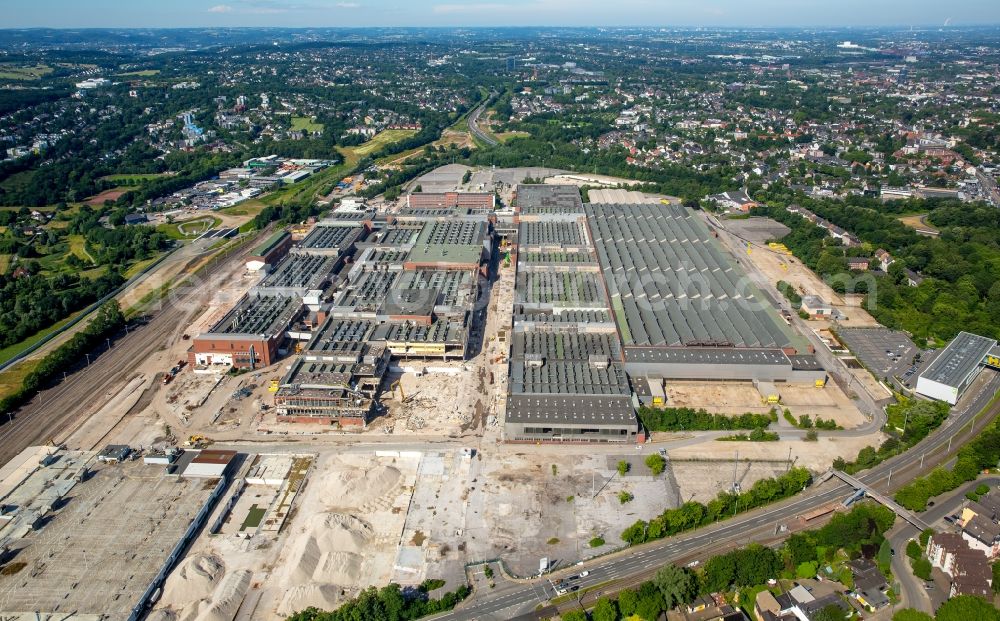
[4,0,1000,29]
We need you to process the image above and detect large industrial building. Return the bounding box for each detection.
[406,191,495,212]
[189,292,303,369]
[191,201,493,425]
[916,331,1000,404]
[502,185,825,443]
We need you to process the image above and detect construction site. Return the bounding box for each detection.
[0,447,226,620]
[0,169,935,621]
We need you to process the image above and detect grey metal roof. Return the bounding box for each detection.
[207,292,302,337]
[297,224,364,255]
[520,220,587,247]
[512,331,620,361]
[509,360,630,396]
[257,254,338,291]
[515,271,607,307]
[920,331,997,387]
[624,347,791,366]
[516,184,585,214]
[585,202,792,349]
[506,394,637,426]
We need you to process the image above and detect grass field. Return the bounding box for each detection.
[0,254,9,273]
[219,199,268,218]
[116,69,160,77]
[342,129,419,159]
[0,311,82,369]
[291,116,324,133]
[497,131,530,143]
[0,64,53,80]
[240,504,266,531]
[261,129,421,207]
[897,213,940,234]
[0,170,37,195]
[0,358,39,403]
[100,173,172,184]
[67,234,95,265]
[158,215,220,240]
[123,256,159,280]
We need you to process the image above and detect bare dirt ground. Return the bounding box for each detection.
[667,433,883,504]
[742,244,879,328]
[897,213,940,235]
[663,380,866,429]
[463,451,680,575]
[267,452,419,618]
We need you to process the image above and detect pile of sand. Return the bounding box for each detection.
[162,554,225,606]
[336,465,402,503]
[186,569,252,621]
[277,584,342,616]
[289,512,373,585]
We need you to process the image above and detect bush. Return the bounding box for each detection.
[617,460,630,476]
[805,429,819,442]
[637,406,774,432]
[620,467,812,545]
[645,454,667,476]
[911,556,932,580]
[906,540,922,559]
[919,529,934,547]
[589,536,606,548]
[619,491,634,504]
[976,484,991,496]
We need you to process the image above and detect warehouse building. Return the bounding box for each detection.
[406,191,495,212]
[253,253,339,296]
[294,222,366,257]
[505,332,639,443]
[916,331,1000,404]
[246,231,292,272]
[189,292,302,369]
[502,186,824,443]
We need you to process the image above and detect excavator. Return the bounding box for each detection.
[388,380,413,404]
[184,435,213,449]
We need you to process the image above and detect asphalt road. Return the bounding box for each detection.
[0,235,261,464]
[434,370,1000,620]
[468,99,499,147]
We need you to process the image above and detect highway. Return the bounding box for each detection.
[0,235,261,464]
[434,370,1000,620]
[467,97,499,147]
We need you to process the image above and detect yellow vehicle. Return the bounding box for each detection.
[268,378,280,392]
[184,435,213,448]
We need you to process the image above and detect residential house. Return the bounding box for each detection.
[708,189,759,213]
[875,249,893,272]
[847,257,871,271]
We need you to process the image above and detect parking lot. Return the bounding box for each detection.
[837,328,922,381]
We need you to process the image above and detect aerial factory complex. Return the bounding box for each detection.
[3,22,1000,621]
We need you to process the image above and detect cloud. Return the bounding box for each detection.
[207,4,234,12]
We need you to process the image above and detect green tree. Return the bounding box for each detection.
[619,490,634,504]
[892,610,933,621]
[617,460,630,476]
[935,595,1000,621]
[906,540,922,559]
[910,556,932,581]
[561,611,587,621]
[811,604,846,621]
[617,588,640,616]
[652,564,696,610]
[993,561,1000,594]
[592,597,618,621]
[645,454,667,476]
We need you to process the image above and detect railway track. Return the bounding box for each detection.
[0,239,258,464]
